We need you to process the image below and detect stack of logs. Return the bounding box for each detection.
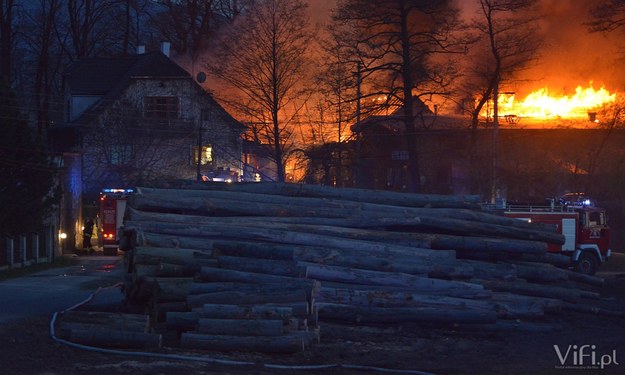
[104,182,621,353]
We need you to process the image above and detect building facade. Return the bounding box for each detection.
[51,44,248,250]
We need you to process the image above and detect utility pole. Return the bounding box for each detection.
[354,61,362,188]
[491,75,500,204]
[196,113,204,181]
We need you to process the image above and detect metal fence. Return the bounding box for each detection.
[0,226,57,270]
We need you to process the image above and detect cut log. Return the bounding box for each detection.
[217,255,305,277]
[316,302,497,324]
[149,277,193,302]
[217,250,468,279]
[136,231,215,251]
[187,289,308,308]
[140,182,482,208]
[125,220,456,261]
[456,260,517,281]
[477,279,582,303]
[565,270,605,286]
[507,262,569,283]
[180,332,305,353]
[156,262,204,277]
[562,302,625,317]
[303,263,485,296]
[199,304,293,320]
[58,311,150,332]
[491,292,563,314]
[196,318,288,336]
[316,286,507,315]
[152,301,189,322]
[132,187,556,234]
[188,281,319,301]
[165,311,201,331]
[132,246,213,266]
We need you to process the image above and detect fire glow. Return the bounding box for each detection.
[485,83,617,122]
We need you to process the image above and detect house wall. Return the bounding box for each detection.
[80,78,243,195]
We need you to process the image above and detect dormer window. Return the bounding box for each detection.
[144,96,179,119]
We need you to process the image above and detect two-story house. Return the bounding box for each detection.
[51,43,248,251]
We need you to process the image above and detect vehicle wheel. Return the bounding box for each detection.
[575,252,598,275]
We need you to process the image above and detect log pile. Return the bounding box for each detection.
[54,310,162,349]
[110,183,620,354]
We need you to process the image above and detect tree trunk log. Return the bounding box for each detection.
[316,302,497,324]
[199,304,293,320]
[131,187,556,234]
[304,263,485,296]
[217,255,305,277]
[477,279,582,303]
[56,312,150,333]
[131,246,213,266]
[125,220,455,261]
[196,318,288,336]
[187,289,309,309]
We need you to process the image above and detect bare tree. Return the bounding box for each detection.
[83,99,196,191]
[19,0,63,138]
[60,0,126,60]
[119,0,154,56]
[587,0,625,33]
[461,0,541,199]
[204,0,314,182]
[314,25,359,186]
[149,0,249,58]
[0,0,15,83]
[332,0,462,192]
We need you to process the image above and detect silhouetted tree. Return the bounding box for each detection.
[0,0,15,83]
[461,0,541,199]
[332,0,462,192]
[204,0,314,182]
[587,0,625,33]
[149,0,249,58]
[0,79,58,233]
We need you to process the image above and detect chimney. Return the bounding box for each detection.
[136,45,146,55]
[160,41,171,57]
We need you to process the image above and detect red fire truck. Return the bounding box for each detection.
[99,188,133,255]
[502,194,611,275]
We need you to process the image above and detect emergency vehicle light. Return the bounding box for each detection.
[102,188,134,194]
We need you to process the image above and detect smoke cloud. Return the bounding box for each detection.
[526,0,625,95]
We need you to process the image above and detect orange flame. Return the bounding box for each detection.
[483,83,617,121]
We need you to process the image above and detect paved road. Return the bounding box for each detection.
[0,255,125,323]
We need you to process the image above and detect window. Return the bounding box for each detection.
[192,145,213,165]
[144,96,179,119]
[111,144,132,165]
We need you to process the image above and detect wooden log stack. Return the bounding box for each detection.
[102,182,621,354]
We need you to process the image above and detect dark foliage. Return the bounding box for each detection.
[0,78,58,234]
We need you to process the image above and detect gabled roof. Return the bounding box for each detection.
[352,96,467,133]
[62,51,245,133]
[64,52,190,95]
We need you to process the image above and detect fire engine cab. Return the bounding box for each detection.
[502,194,611,275]
[99,188,133,256]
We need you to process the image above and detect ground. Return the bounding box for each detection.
[1,259,624,375]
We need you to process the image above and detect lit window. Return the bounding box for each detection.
[144,96,179,119]
[192,145,212,165]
